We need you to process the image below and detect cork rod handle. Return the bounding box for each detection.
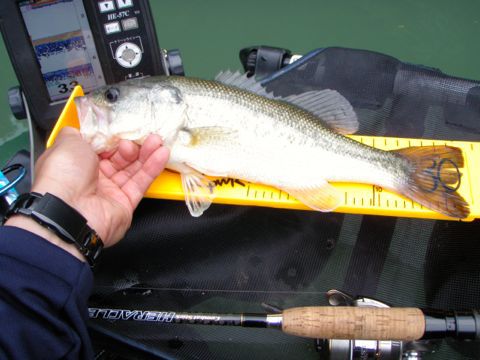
[282,306,425,340]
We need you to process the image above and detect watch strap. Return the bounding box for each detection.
[2,192,103,266]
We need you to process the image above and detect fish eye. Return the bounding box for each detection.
[104,87,120,103]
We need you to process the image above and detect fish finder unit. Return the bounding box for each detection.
[0,0,175,131]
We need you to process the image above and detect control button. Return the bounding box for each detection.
[104,22,121,34]
[99,0,115,13]
[122,17,139,31]
[116,0,133,9]
[126,72,143,80]
[115,42,142,68]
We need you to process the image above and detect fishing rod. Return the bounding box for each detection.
[88,304,480,342]
[89,290,480,359]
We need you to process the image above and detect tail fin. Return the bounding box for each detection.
[393,146,470,219]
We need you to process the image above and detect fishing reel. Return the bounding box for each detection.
[315,289,439,360]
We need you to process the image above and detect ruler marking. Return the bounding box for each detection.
[255,190,258,198]
[396,139,399,147]
[395,200,398,208]
[361,197,364,206]
[262,191,266,199]
[372,186,376,206]
[353,197,356,205]
[246,185,251,197]
[386,199,389,207]
[344,192,348,204]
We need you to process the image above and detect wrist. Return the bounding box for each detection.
[5,215,86,262]
[31,183,77,213]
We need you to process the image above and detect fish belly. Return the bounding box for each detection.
[171,132,397,192]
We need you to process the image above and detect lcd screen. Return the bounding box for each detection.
[19,0,105,102]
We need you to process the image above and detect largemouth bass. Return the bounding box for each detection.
[75,71,469,219]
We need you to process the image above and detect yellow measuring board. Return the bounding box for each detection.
[48,86,480,222]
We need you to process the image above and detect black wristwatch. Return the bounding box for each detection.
[1,192,103,266]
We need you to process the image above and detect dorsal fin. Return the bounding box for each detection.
[283,90,359,135]
[215,70,273,98]
[215,70,358,134]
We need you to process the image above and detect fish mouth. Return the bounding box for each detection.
[74,96,89,123]
[74,96,108,125]
[74,96,112,152]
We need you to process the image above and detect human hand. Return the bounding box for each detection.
[16,127,169,250]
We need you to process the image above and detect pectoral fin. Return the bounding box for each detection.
[284,181,342,212]
[181,127,239,147]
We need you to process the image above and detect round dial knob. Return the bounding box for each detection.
[115,42,142,68]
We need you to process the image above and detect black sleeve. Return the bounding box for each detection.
[0,225,94,359]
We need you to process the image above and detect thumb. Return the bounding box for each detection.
[54,126,83,144]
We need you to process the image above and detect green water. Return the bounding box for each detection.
[2,0,480,165]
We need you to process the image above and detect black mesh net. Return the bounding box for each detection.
[89,47,480,359]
